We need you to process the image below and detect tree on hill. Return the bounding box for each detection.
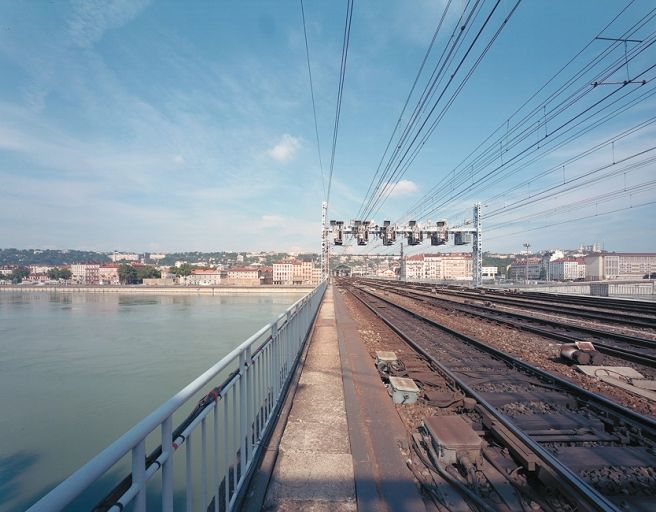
[169,263,194,276]
[137,266,161,281]
[118,265,139,284]
[47,268,72,281]
[11,267,30,283]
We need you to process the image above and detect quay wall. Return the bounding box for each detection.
[0,285,315,295]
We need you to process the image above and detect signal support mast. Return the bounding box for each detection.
[329,202,483,286]
[321,201,329,280]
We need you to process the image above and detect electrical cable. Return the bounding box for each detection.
[326,0,354,209]
[300,0,326,200]
[404,7,656,222]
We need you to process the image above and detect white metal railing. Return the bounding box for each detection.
[27,281,327,512]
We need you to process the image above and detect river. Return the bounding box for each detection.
[0,291,306,511]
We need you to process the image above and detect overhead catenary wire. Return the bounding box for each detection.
[359,0,489,220]
[406,0,639,219]
[405,7,656,223]
[406,2,653,218]
[300,0,326,200]
[444,107,656,221]
[355,0,455,219]
[485,198,656,241]
[326,0,354,209]
[486,180,656,230]
[415,58,656,222]
[337,2,655,255]
[360,0,523,222]
[484,148,656,219]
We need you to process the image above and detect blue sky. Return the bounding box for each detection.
[0,0,654,254]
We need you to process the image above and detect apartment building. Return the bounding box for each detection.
[292,261,314,285]
[110,252,140,262]
[186,268,222,286]
[481,266,498,280]
[405,254,425,280]
[549,258,586,281]
[508,257,543,281]
[99,264,120,285]
[404,253,473,281]
[273,260,294,285]
[227,267,260,285]
[71,264,100,285]
[312,267,324,284]
[585,253,656,280]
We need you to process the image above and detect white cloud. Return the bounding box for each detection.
[68,0,152,48]
[266,134,300,163]
[380,179,419,198]
[173,154,185,165]
[261,215,284,227]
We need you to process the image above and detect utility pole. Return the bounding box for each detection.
[399,242,405,281]
[472,202,482,287]
[523,242,531,283]
[321,201,329,280]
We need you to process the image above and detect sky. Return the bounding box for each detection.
[0,0,654,254]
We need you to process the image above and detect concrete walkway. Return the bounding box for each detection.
[263,286,356,511]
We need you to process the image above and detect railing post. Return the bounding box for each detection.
[213,399,220,512]
[161,417,173,512]
[202,417,208,510]
[185,432,193,512]
[239,347,250,479]
[132,440,146,512]
[247,346,255,460]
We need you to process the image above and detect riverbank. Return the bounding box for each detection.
[0,284,315,295]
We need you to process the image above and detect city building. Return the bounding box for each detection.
[292,260,314,285]
[25,272,49,283]
[403,253,473,281]
[71,264,100,285]
[548,258,586,281]
[185,268,222,286]
[585,253,656,281]
[430,253,472,281]
[143,277,177,286]
[227,267,260,285]
[312,267,323,284]
[509,257,543,281]
[404,254,425,280]
[261,266,274,285]
[481,266,498,280]
[29,265,53,275]
[98,264,120,285]
[273,260,294,285]
[110,252,140,262]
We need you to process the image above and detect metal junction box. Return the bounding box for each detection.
[375,351,398,365]
[388,376,420,404]
[424,415,482,465]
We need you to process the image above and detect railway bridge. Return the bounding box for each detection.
[28,278,656,512]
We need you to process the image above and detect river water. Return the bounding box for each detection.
[0,291,306,511]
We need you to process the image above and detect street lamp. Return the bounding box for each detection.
[523,242,531,283]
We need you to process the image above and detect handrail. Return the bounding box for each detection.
[27,280,327,512]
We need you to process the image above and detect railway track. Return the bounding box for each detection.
[420,283,656,316]
[359,279,656,369]
[364,279,656,329]
[498,290,656,316]
[346,283,656,512]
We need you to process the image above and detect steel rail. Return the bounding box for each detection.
[410,281,656,315]
[366,279,656,346]
[347,285,627,512]
[350,284,656,435]
[368,281,656,368]
[385,280,656,326]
